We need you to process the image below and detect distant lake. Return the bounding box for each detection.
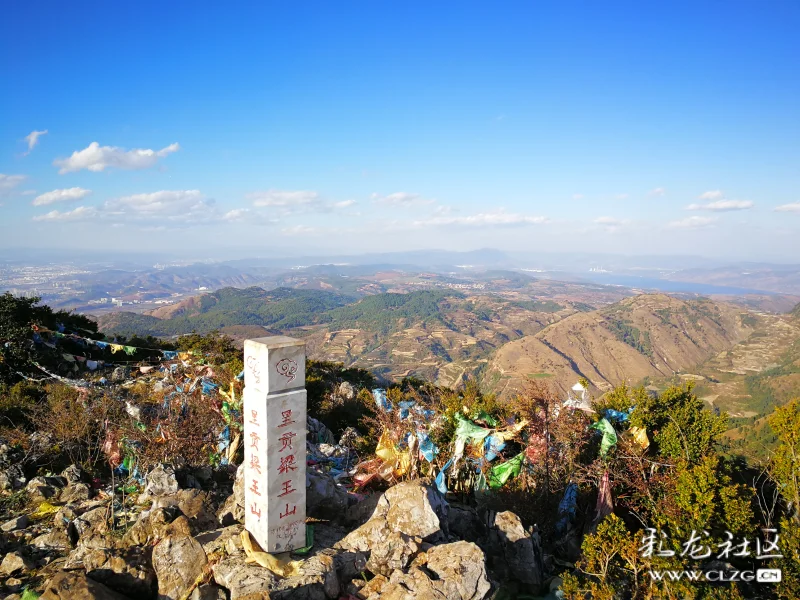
[576,273,774,296]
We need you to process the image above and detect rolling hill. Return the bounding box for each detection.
[483,294,756,397]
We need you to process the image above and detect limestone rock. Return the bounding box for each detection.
[373,542,490,600]
[307,469,351,522]
[33,527,72,550]
[273,551,340,599]
[0,463,26,490]
[150,489,217,531]
[338,480,448,553]
[123,506,181,546]
[212,557,275,599]
[152,517,208,600]
[82,547,157,598]
[358,574,388,598]
[217,463,245,526]
[377,480,449,541]
[0,552,35,576]
[60,482,92,504]
[489,510,543,588]
[426,541,492,600]
[111,366,130,383]
[26,476,64,501]
[41,571,132,600]
[143,464,180,497]
[195,525,244,557]
[336,515,390,553]
[61,464,87,484]
[190,584,228,600]
[447,503,485,544]
[365,531,420,577]
[1,514,29,532]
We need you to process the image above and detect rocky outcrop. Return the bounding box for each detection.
[40,571,133,600]
[488,510,544,589]
[152,517,208,600]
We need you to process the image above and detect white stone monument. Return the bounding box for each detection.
[243,336,307,553]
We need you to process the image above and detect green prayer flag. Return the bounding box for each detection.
[473,409,498,427]
[455,413,491,442]
[590,418,618,457]
[488,452,525,489]
[123,346,136,356]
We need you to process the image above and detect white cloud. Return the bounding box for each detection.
[32,206,99,222]
[667,216,718,229]
[372,192,434,207]
[615,193,629,200]
[32,187,92,206]
[24,130,48,154]
[248,190,319,208]
[222,208,251,222]
[774,202,800,213]
[414,209,548,228]
[572,193,584,200]
[686,200,754,211]
[103,190,214,222]
[649,187,666,197]
[0,174,27,196]
[53,142,180,174]
[332,199,357,209]
[699,190,724,200]
[281,225,317,235]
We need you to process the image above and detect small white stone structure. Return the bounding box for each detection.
[243,336,307,553]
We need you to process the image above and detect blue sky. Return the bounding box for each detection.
[1,1,798,260]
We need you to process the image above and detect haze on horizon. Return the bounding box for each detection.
[1,2,798,262]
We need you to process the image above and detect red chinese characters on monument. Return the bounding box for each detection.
[246,408,264,519]
[274,407,299,519]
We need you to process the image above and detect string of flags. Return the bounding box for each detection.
[32,324,180,360]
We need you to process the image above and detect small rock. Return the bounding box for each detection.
[61,464,87,484]
[150,489,217,531]
[338,381,355,400]
[60,482,92,504]
[358,574,388,598]
[0,464,26,490]
[143,464,180,497]
[0,551,35,576]
[41,571,132,600]
[1,514,29,532]
[6,577,23,592]
[213,557,276,599]
[32,527,71,550]
[273,552,340,599]
[190,584,227,600]
[111,366,130,383]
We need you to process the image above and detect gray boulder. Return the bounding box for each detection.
[152,517,208,600]
[489,510,543,589]
[307,469,352,521]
